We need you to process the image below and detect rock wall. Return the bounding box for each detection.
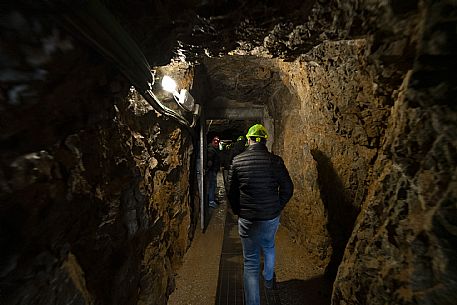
[0,9,197,305]
[332,1,457,304]
[268,0,456,303]
[271,38,388,277]
[216,0,456,301]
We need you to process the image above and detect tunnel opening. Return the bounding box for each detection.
[197,51,373,284]
[206,120,254,141]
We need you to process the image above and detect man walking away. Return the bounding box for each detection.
[207,136,221,208]
[226,124,294,305]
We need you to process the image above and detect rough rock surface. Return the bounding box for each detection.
[331,1,457,304]
[0,9,197,305]
[272,38,384,278]
[1,88,196,305]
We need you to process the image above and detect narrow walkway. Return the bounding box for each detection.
[168,173,331,305]
[215,208,281,305]
[167,173,227,305]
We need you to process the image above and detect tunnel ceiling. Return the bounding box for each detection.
[31,0,413,137]
[203,56,282,120]
[7,0,414,140]
[204,56,276,104]
[206,119,256,140]
[108,0,319,64]
[105,0,329,122]
[103,0,371,124]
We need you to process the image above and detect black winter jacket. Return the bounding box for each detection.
[207,144,220,171]
[227,143,294,220]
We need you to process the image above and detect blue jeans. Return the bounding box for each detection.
[207,170,217,202]
[238,215,280,305]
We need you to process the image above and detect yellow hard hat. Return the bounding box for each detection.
[246,124,268,142]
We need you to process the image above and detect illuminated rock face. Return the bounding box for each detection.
[1,1,456,305]
[328,2,457,304]
[271,39,382,278]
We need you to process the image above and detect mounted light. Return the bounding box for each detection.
[161,76,178,95]
[161,75,196,112]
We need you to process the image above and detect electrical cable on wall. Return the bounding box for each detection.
[44,0,196,132]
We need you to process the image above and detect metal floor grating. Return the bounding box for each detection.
[215,209,281,305]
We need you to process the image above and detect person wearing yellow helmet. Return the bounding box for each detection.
[245,123,268,143]
[227,124,293,305]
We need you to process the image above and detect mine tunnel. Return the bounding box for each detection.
[0,1,456,305]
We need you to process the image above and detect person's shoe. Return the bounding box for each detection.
[209,201,217,208]
[264,273,277,289]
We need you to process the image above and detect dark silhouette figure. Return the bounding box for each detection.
[228,136,247,164]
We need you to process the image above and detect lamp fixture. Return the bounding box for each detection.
[161,75,178,94]
[161,75,195,112]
